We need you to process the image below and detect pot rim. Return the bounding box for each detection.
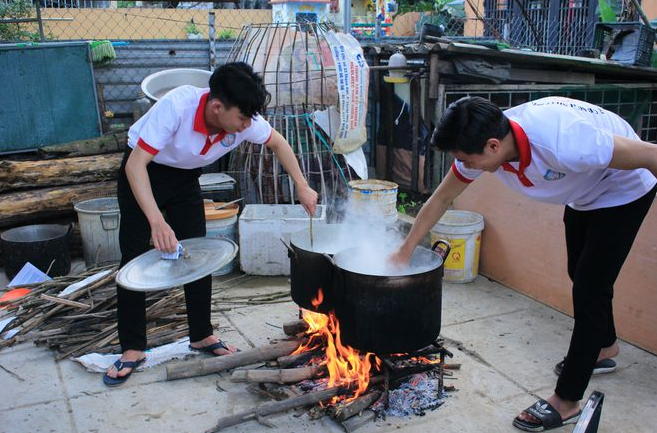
[333,245,443,277]
[1,224,69,244]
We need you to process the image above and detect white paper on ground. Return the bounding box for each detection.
[8,262,51,287]
[73,338,199,372]
[58,269,112,297]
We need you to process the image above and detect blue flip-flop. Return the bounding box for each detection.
[103,358,146,387]
[188,340,236,356]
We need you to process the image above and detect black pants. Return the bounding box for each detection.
[116,149,211,352]
[555,184,656,401]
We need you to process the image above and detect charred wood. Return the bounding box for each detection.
[282,319,309,336]
[330,391,382,422]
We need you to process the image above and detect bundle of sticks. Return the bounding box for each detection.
[0,264,189,360]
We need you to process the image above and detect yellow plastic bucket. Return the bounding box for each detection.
[430,210,484,283]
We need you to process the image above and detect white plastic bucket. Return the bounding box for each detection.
[73,197,121,267]
[206,215,238,276]
[430,210,484,283]
[347,179,398,224]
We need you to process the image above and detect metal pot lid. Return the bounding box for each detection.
[116,237,238,292]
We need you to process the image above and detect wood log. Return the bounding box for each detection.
[340,409,376,433]
[330,391,382,422]
[0,181,117,228]
[230,365,323,384]
[206,385,341,432]
[282,319,309,336]
[277,347,322,368]
[0,153,122,192]
[166,339,305,381]
[37,131,127,157]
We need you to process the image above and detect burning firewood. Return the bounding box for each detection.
[329,390,382,422]
[282,319,309,336]
[277,346,323,368]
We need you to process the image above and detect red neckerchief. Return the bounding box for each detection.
[502,120,533,187]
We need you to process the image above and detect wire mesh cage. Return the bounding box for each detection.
[226,22,357,208]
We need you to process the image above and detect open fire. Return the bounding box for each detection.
[291,289,378,403]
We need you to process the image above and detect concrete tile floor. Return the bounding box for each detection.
[1,270,656,433]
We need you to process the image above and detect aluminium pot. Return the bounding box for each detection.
[284,224,357,314]
[329,240,450,354]
[0,224,74,280]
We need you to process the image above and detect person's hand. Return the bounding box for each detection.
[298,185,318,217]
[387,248,412,270]
[150,219,179,252]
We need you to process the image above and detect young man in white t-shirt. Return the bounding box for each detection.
[390,96,657,431]
[104,62,318,386]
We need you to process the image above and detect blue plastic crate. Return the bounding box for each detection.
[594,22,656,67]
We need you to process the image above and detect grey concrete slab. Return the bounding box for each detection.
[1,399,75,433]
[2,270,657,433]
[0,344,67,410]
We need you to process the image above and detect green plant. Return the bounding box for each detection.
[397,191,420,214]
[185,20,201,35]
[217,29,235,40]
[0,0,41,42]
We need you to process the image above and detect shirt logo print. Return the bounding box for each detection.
[221,134,236,147]
[544,169,566,181]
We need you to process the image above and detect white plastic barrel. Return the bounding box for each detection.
[73,197,121,267]
[430,210,484,283]
[206,214,238,276]
[347,179,398,224]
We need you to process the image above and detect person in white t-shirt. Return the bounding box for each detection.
[390,96,657,431]
[104,62,318,387]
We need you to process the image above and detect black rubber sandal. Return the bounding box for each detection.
[513,399,581,432]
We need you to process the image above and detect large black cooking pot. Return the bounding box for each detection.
[329,240,450,354]
[0,224,73,280]
[284,224,357,314]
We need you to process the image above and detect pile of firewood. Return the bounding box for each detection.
[0,132,126,266]
[0,264,190,359]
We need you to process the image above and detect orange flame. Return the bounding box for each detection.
[292,289,375,402]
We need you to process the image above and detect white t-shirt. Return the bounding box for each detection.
[452,97,656,210]
[127,85,272,169]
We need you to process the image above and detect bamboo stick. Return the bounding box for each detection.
[230,365,324,384]
[166,339,305,381]
[206,385,341,432]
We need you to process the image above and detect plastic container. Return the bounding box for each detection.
[205,203,239,276]
[347,179,398,224]
[141,68,212,102]
[430,210,484,283]
[239,204,327,276]
[593,22,656,67]
[132,91,152,122]
[74,197,121,267]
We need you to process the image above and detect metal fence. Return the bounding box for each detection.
[2,0,621,57]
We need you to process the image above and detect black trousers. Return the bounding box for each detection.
[555,184,656,401]
[116,149,211,352]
